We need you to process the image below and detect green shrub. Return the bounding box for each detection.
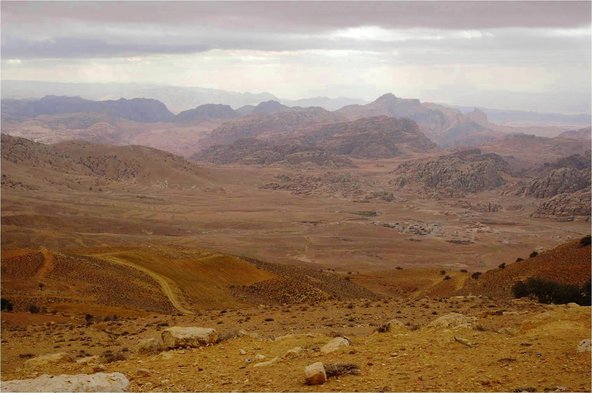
[512,277,590,305]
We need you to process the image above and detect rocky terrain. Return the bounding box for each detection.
[531,190,591,220]
[392,149,512,197]
[195,138,352,167]
[174,104,238,123]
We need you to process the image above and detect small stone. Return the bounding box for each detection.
[253,357,279,368]
[304,362,327,385]
[577,339,591,353]
[239,349,246,355]
[255,354,265,360]
[136,369,151,377]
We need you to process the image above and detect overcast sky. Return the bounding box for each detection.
[2,1,591,113]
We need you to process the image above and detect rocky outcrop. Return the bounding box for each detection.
[195,138,352,167]
[532,190,591,220]
[161,327,217,349]
[518,168,590,198]
[393,149,510,196]
[1,372,129,392]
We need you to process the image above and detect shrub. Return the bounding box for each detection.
[27,304,40,314]
[515,258,524,262]
[471,272,482,280]
[460,269,468,273]
[580,235,591,247]
[498,263,506,269]
[443,275,451,280]
[529,251,538,258]
[84,314,94,325]
[439,270,446,275]
[1,298,14,312]
[512,277,590,305]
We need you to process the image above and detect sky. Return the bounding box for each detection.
[1,1,591,113]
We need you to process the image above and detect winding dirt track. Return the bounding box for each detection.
[89,253,193,315]
[34,247,55,280]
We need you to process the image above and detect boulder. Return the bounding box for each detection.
[577,339,591,353]
[24,353,70,368]
[161,327,217,349]
[137,338,162,354]
[1,372,129,392]
[283,346,303,359]
[426,313,474,329]
[304,362,327,385]
[320,337,350,354]
[378,319,407,332]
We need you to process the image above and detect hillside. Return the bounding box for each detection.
[1,134,209,189]
[458,238,591,298]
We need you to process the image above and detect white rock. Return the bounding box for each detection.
[282,346,303,359]
[320,337,350,354]
[426,313,475,329]
[577,339,591,353]
[75,356,99,365]
[239,349,246,355]
[2,372,129,392]
[304,362,327,385]
[253,357,279,368]
[24,353,70,368]
[161,327,217,349]
[255,354,265,360]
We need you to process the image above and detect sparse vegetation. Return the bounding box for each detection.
[512,278,591,305]
[515,258,524,262]
[471,272,482,280]
[580,235,591,247]
[498,263,506,269]
[27,304,40,314]
[529,251,538,258]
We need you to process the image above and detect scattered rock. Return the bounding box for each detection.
[321,337,351,354]
[377,319,407,333]
[136,369,151,377]
[577,339,591,353]
[1,372,129,392]
[239,349,246,355]
[161,327,217,349]
[304,362,327,385]
[75,355,99,365]
[24,353,70,368]
[425,313,474,329]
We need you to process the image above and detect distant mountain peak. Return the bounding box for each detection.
[252,100,290,114]
[374,93,398,102]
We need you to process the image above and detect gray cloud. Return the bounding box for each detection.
[2,1,590,31]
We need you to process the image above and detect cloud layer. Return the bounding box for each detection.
[1,1,590,113]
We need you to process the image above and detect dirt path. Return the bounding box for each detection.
[89,253,193,315]
[34,247,55,280]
